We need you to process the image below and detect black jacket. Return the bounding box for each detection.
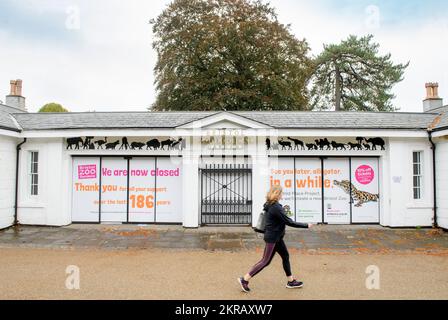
[263,202,308,243]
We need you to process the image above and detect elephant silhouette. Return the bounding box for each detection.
[365,138,385,150]
[67,137,83,150]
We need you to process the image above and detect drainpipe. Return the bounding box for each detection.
[428,131,438,228]
[14,138,27,226]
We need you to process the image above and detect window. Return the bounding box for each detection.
[30,151,39,196]
[412,151,423,200]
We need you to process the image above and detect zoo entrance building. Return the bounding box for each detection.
[1,80,448,230]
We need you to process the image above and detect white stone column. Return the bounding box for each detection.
[379,151,390,227]
[181,137,200,228]
[251,135,269,227]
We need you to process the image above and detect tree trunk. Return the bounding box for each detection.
[335,66,342,111]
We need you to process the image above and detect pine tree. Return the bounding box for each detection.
[310,35,409,112]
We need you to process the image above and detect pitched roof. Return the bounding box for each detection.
[11,111,218,130]
[0,111,20,131]
[434,109,448,131]
[233,111,437,129]
[0,104,21,131]
[0,104,27,114]
[6,109,443,131]
[426,105,448,131]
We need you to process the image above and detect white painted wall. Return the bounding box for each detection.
[435,137,448,229]
[17,138,71,226]
[0,135,18,229]
[3,128,438,228]
[387,138,434,227]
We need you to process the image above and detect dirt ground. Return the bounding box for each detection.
[0,247,447,300]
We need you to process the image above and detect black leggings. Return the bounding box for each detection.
[248,239,292,278]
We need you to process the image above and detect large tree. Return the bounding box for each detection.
[150,0,312,111]
[38,103,69,112]
[310,35,409,111]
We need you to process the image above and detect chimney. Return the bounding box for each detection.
[5,79,27,111]
[423,82,443,112]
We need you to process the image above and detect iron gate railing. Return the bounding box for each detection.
[200,163,252,225]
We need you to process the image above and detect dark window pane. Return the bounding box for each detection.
[413,164,418,175]
[30,152,39,196]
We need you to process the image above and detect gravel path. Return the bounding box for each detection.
[1,247,447,300]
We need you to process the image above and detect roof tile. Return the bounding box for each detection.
[9,110,442,131]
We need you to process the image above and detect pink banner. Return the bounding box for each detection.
[78,164,97,179]
[355,165,374,185]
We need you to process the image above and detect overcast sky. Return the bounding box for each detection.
[0,0,447,112]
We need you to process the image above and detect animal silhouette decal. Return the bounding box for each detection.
[287,137,305,150]
[105,140,120,150]
[266,137,386,151]
[66,137,184,151]
[333,180,379,207]
[130,142,145,150]
[119,137,130,150]
[94,137,107,149]
[66,137,83,150]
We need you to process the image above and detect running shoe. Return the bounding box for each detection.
[237,277,251,292]
[286,279,304,289]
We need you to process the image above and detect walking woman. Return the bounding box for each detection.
[238,185,310,292]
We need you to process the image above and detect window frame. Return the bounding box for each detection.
[412,151,423,200]
[29,151,39,196]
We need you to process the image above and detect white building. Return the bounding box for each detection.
[0,80,447,229]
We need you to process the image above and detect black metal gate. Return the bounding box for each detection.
[200,163,252,225]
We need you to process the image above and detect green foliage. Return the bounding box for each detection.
[310,35,409,111]
[38,103,69,113]
[151,0,313,111]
